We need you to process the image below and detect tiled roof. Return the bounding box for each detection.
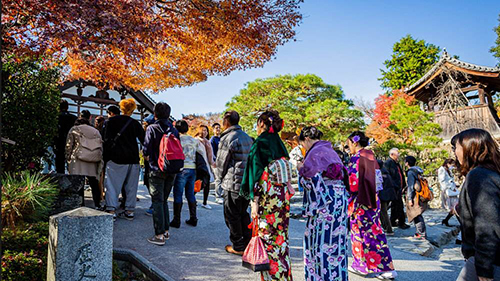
[405,51,500,93]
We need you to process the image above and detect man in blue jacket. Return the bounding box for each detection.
[143,102,179,246]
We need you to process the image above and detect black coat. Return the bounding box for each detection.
[459,166,500,279]
[103,115,145,164]
[384,158,406,193]
[55,112,77,152]
[379,166,398,202]
[196,152,209,179]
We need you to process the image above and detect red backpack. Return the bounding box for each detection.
[158,133,185,174]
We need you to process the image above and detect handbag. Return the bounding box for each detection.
[242,218,270,272]
[194,180,202,193]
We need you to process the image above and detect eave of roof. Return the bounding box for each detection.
[404,51,500,94]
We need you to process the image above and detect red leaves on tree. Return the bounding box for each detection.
[372,90,415,128]
[2,0,302,92]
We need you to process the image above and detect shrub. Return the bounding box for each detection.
[2,171,59,228]
[1,250,46,281]
[1,222,49,281]
[2,57,61,172]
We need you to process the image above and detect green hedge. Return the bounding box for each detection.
[1,222,49,281]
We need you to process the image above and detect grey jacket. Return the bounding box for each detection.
[406,166,424,200]
[215,125,253,193]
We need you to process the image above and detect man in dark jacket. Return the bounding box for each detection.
[215,111,253,255]
[143,102,179,246]
[103,99,145,220]
[384,148,410,229]
[377,160,397,235]
[55,100,77,173]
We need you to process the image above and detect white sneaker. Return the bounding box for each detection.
[376,271,397,280]
[201,204,212,210]
[215,198,223,205]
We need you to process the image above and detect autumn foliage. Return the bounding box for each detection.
[2,0,302,91]
[367,89,415,144]
[372,90,415,128]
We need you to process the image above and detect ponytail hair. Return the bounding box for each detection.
[257,110,284,134]
[348,131,369,147]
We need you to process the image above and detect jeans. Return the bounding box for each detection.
[105,161,140,211]
[149,171,176,235]
[414,214,426,236]
[173,169,196,203]
[223,190,251,251]
[380,200,392,233]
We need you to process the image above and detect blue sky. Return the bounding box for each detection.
[155,0,500,119]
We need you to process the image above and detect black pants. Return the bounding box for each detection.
[149,171,176,235]
[380,200,392,233]
[202,177,210,205]
[55,150,66,174]
[223,190,251,251]
[390,193,406,226]
[79,176,101,207]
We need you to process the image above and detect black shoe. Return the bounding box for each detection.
[170,203,182,228]
[185,202,198,227]
[117,211,134,221]
[442,220,452,227]
[186,218,198,226]
[456,239,462,245]
[398,224,410,229]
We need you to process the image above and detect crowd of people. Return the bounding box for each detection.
[55,98,500,281]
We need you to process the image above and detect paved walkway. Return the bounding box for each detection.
[105,184,464,281]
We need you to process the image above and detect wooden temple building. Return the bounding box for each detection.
[59,80,157,122]
[405,51,500,141]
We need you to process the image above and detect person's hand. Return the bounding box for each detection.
[144,156,149,161]
[408,200,414,207]
[251,200,259,218]
[478,277,493,281]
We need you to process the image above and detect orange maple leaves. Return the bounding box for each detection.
[3,0,302,92]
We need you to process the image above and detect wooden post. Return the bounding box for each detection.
[478,87,486,105]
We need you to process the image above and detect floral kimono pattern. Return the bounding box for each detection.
[255,158,293,281]
[347,152,394,274]
[300,170,349,281]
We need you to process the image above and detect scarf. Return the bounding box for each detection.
[357,149,379,208]
[299,141,343,178]
[240,132,289,200]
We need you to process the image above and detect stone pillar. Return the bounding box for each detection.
[47,207,113,281]
[48,174,85,215]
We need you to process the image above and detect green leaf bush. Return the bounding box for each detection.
[2,171,59,229]
[2,58,60,172]
[1,222,49,281]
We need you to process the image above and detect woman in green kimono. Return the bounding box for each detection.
[241,110,294,281]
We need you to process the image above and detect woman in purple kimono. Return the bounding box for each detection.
[298,126,349,281]
[346,131,397,280]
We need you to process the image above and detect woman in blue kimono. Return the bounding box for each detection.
[298,126,349,281]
